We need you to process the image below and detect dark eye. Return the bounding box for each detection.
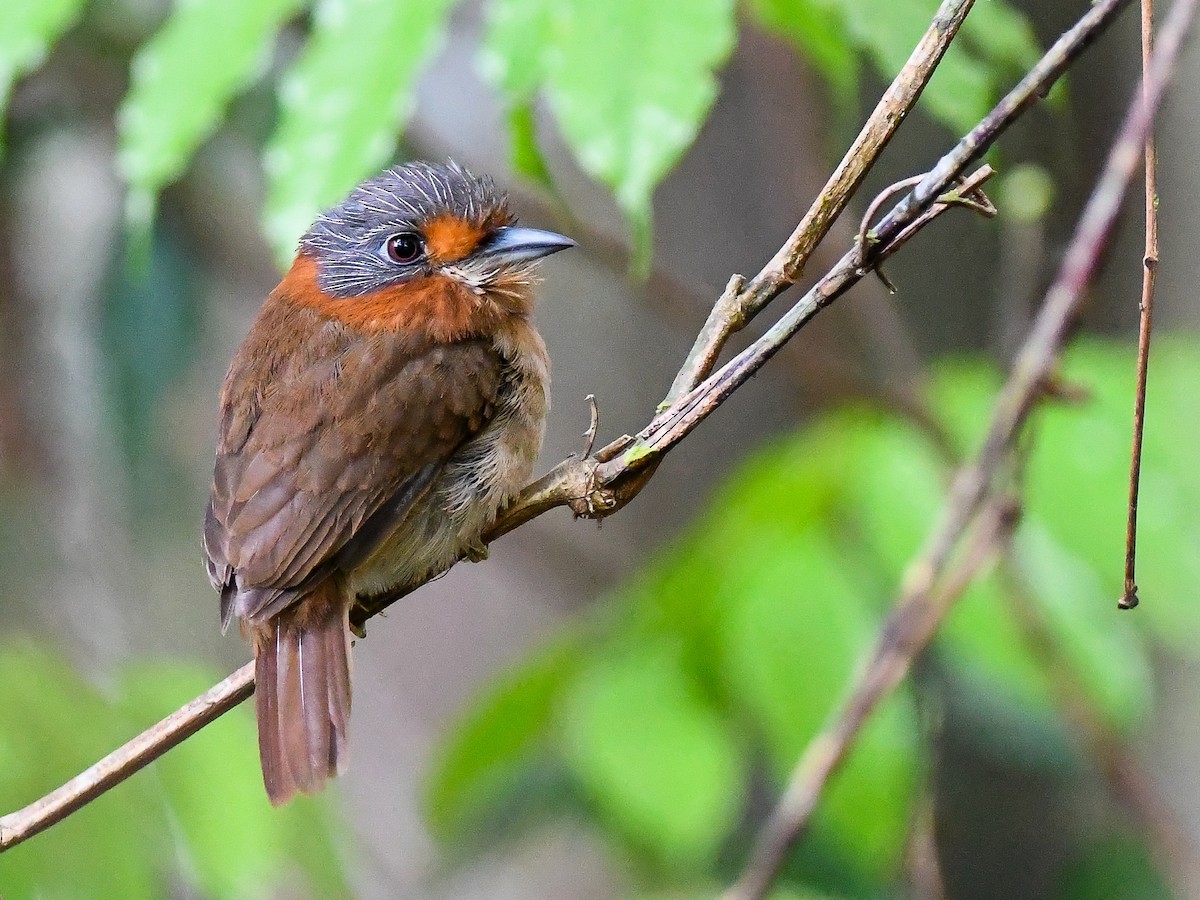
[385,232,423,264]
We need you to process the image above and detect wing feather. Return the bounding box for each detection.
[204,300,504,624]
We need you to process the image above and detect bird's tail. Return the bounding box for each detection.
[252,583,352,806]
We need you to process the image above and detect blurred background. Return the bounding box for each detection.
[2,0,1200,897]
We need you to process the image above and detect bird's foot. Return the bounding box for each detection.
[465,540,490,562]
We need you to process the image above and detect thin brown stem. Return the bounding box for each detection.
[666,0,978,404]
[0,663,255,850]
[723,1,1197,891]
[1120,0,1161,610]
[724,496,1022,900]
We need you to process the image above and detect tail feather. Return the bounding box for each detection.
[253,595,351,805]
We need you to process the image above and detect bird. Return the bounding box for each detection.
[202,160,574,805]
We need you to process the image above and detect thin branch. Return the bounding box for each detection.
[906,789,948,900]
[666,0,978,405]
[722,1,1197,892]
[1120,0,1162,610]
[724,495,1023,900]
[0,662,255,850]
[0,0,1143,854]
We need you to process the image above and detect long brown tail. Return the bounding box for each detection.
[252,589,352,806]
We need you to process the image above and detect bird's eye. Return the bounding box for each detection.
[385,232,423,264]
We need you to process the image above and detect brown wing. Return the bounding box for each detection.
[204,299,503,627]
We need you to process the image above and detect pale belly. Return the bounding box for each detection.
[346,394,544,599]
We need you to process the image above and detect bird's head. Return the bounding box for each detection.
[294,161,573,321]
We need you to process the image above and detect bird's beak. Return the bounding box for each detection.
[476,226,576,265]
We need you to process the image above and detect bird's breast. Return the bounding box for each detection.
[348,320,549,598]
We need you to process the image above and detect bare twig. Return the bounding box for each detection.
[0,662,255,850]
[666,0,979,404]
[0,0,1145,855]
[724,496,1022,900]
[1120,0,1162,610]
[723,1,1197,892]
[907,790,948,900]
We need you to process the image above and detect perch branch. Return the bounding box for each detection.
[723,0,1197,892]
[0,0,1142,854]
[1120,0,1162,610]
[666,0,978,405]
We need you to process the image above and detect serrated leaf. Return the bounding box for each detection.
[425,641,578,841]
[561,639,744,867]
[0,0,88,135]
[714,525,919,880]
[747,0,859,109]
[543,0,736,262]
[117,0,304,224]
[117,662,349,899]
[263,0,459,266]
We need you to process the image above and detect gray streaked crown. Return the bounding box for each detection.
[299,160,513,298]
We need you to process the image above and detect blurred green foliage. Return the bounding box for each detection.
[0,644,348,898]
[1,0,1042,266]
[425,338,1200,897]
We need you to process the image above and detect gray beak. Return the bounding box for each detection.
[477,226,576,265]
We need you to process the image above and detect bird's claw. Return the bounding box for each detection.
[465,540,490,562]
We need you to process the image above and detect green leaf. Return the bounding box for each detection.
[426,641,579,841]
[0,643,164,900]
[841,0,993,136]
[747,0,859,109]
[543,0,737,262]
[936,572,1072,766]
[826,406,1075,764]
[714,525,919,880]
[0,0,88,136]
[997,164,1054,224]
[1038,340,1200,644]
[118,662,349,899]
[836,411,946,581]
[117,0,304,225]
[1060,837,1173,900]
[1014,524,1153,732]
[264,0,460,266]
[478,0,556,101]
[561,639,744,867]
[506,101,555,191]
[960,0,1042,75]
[478,0,558,190]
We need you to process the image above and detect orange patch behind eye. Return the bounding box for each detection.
[423,214,486,263]
[277,254,500,341]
